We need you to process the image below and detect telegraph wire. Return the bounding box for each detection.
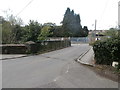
[97,0,110,29]
[99,0,110,23]
[16,0,34,16]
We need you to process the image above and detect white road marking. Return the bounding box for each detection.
[53,76,61,82]
[65,65,69,73]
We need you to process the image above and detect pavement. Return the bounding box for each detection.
[76,47,95,66]
[0,54,27,60]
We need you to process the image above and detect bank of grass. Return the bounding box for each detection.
[83,63,120,82]
[95,65,119,82]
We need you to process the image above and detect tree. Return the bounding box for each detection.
[2,18,24,44]
[43,22,56,27]
[2,10,24,44]
[3,9,23,25]
[43,22,56,37]
[2,18,13,44]
[104,28,118,38]
[42,22,65,37]
[37,26,52,41]
[51,26,64,37]
[80,26,89,37]
[22,20,42,42]
[12,25,24,43]
[62,8,82,37]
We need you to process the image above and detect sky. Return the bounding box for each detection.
[0,0,120,30]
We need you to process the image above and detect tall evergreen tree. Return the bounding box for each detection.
[62,8,82,37]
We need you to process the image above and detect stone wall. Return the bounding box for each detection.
[1,44,28,54]
[1,40,71,54]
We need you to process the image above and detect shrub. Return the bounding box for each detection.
[93,36,120,69]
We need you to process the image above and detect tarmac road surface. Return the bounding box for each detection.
[2,44,118,88]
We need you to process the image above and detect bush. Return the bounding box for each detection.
[93,36,120,69]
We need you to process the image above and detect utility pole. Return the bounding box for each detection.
[95,20,97,31]
[94,20,97,40]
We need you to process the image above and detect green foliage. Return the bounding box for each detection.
[2,19,13,44]
[79,26,89,37]
[37,26,52,41]
[43,22,56,27]
[2,10,24,44]
[2,20,24,44]
[62,8,82,37]
[93,36,120,69]
[104,28,118,38]
[22,20,42,42]
[62,8,89,37]
[40,22,66,38]
[2,8,90,44]
[50,26,64,37]
[12,25,25,43]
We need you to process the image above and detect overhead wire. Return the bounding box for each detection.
[98,0,110,29]
[16,0,34,16]
[100,0,109,20]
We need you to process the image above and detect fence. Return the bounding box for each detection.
[70,37,90,44]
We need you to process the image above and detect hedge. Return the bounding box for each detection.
[93,36,120,69]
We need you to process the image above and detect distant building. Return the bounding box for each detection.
[118,1,120,29]
[89,30,107,35]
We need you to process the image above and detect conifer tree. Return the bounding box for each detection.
[62,8,82,37]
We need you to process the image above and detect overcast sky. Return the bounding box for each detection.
[0,0,120,30]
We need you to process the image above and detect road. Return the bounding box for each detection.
[2,44,118,88]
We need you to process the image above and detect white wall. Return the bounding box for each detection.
[118,1,120,28]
